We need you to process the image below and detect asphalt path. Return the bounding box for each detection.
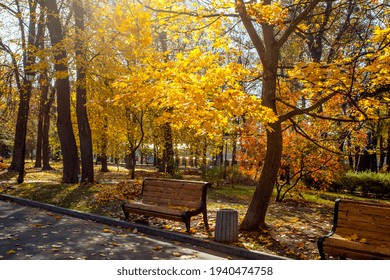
[0,200,238,260]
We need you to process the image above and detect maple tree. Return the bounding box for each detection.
[137,0,388,229]
[233,0,389,229]
[85,0,275,174]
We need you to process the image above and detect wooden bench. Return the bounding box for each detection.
[122,178,211,233]
[317,199,390,259]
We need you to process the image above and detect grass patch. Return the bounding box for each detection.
[2,182,103,212]
[208,184,255,204]
[298,189,390,206]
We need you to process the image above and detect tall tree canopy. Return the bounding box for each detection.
[1,0,389,230]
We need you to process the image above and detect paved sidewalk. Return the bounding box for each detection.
[0,200,237,260]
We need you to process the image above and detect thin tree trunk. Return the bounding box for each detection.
[34,74,48,168]
[100,117,109,172]
[34,8,47,169]
[163,123,174,175]
[9,83,30,172]
[8,0,38,173]
[100,152,109,172]
[130,151,136,179]
[42,86,55,171]
[73,0,94,183]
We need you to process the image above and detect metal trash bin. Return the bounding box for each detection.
[214,209,238,243]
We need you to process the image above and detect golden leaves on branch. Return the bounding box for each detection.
[246,2,288,27]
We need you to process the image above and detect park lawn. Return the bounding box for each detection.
[1,161,385,259]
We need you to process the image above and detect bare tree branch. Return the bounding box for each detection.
[277,0,322,49]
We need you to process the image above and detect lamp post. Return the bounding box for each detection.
[17,72,35,184]
[223,134,229,179]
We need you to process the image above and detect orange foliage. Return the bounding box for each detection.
[236,119,346,200]
[93,181,142,202]
[236,120,266,180]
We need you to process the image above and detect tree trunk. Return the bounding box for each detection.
[42,86,55,170]
[34,8,47,169]
[240,120,282,229]
[100,117,109,172]
[163,123,175,175]
[240,25,281,229]
[34,91,44,168]
[73,0,94,183]
[130,151,136,179]
[9,83,30,172]
[100,153,109,172]
[34,72,49,168]
[42,0,79,183]
[8,0,38,174]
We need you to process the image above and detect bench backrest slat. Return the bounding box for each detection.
[141,178,207,210]
[335,200,390,246]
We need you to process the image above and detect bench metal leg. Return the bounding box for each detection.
[122,203,129,220]
[183,217,191,233]
[317,237,326,260]
[203,209,210,232]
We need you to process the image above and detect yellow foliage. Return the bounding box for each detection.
[247,2,288,26]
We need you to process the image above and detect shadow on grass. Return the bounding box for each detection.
[3,182,88,206]
[0,170,18,183]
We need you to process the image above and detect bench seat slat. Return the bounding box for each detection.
[322,244,389,260]
[338,201,390,215]
[141,197,201,209]
[329,226,390,244]
[123,201,184,216]
[338,208,390,223]
[142,188,202,201]
[335,223,390,241]
[322,234,390,259]
[145,181,205,191]
[141,195,201,205]
[143,187,203,198]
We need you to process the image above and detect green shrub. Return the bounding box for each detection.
[200,165,225,184]
[225,165,257,186]
[332,171,390,198]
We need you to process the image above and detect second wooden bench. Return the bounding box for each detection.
[317,199,390,259]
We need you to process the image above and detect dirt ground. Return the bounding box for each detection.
[92,177,334,260]
[121,198,334,260]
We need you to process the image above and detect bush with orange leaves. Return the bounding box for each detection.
[0,157,8,170]
[236,120,347,201]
